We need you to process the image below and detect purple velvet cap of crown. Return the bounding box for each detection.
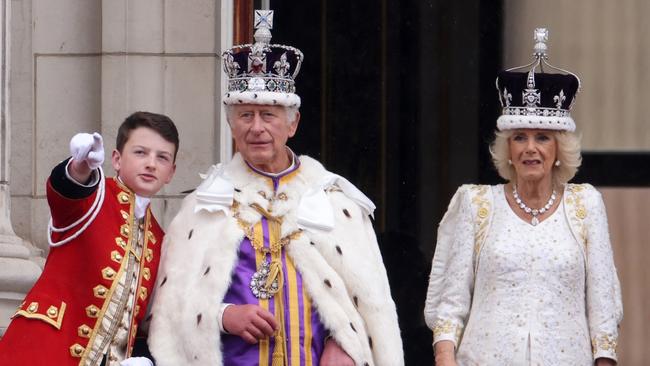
[496,71,580,131]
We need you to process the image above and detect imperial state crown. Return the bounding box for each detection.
[222,10,304,108]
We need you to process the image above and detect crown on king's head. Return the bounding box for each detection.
[222,10,304,108]
[496,28,581,132]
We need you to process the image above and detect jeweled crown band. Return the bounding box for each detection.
[227,76,295,94]
[502,106,570,118]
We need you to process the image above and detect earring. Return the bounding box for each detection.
[554,160,561,167]
[508,159,513,165]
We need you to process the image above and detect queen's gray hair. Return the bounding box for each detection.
[225,105,299,125]
[489,129,582,186]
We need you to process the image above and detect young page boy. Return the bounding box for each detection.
[0,111,178,366]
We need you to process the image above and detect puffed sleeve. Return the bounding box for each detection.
[424,185,476,347]
[584,186,623,361]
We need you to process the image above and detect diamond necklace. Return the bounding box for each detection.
[512,185,557,226]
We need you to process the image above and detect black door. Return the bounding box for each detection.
[273,1,504,363]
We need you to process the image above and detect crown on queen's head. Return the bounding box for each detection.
[222,10,304,108]
[495,28,581,132]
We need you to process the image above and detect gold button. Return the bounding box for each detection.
[139,287,148,301]
[147,231,157,244]
[102,267,116,280]
[120,224,130,237]
[576,207,587,219]
[118,192,130,204]
[120,210,129,220]
[27,302,38,313]
[115,237,127,249]
[46,306,58,318]
[78,324,91,338]
[86,305,100,318]
[145,248,153,263]
[111,250,123,263]
[93,285,108,298]
[142,268,151,281]
[478,207,489,218]
[69,344,85,357]
[135,305,141,316]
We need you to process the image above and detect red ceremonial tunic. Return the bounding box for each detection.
[0,173,163,366]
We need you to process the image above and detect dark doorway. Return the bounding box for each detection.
[271,1,503,363]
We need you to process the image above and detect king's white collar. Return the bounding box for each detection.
[194,158,376,232]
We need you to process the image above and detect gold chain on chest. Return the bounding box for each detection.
[231,200,302,302]
[232,200,301,254]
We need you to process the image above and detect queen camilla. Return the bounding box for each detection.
[424,28,622,366]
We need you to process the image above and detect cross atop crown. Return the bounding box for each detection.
[533,28,549,58]
[253,10,274,45]
[255,10,274,30]
[534,28,548,44]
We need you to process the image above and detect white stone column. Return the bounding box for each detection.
[101,0,230,227]
[0,0,41,335]
[219,0,234,163]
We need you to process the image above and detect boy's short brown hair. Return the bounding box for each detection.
[116,111,180,161]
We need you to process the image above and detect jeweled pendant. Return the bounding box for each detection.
[250,260,279,299]
[531,216,539,226]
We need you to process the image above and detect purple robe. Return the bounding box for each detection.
[222,158,327,366]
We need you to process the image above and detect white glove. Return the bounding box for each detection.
[69,132,104,169]
[120,357,153,366]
